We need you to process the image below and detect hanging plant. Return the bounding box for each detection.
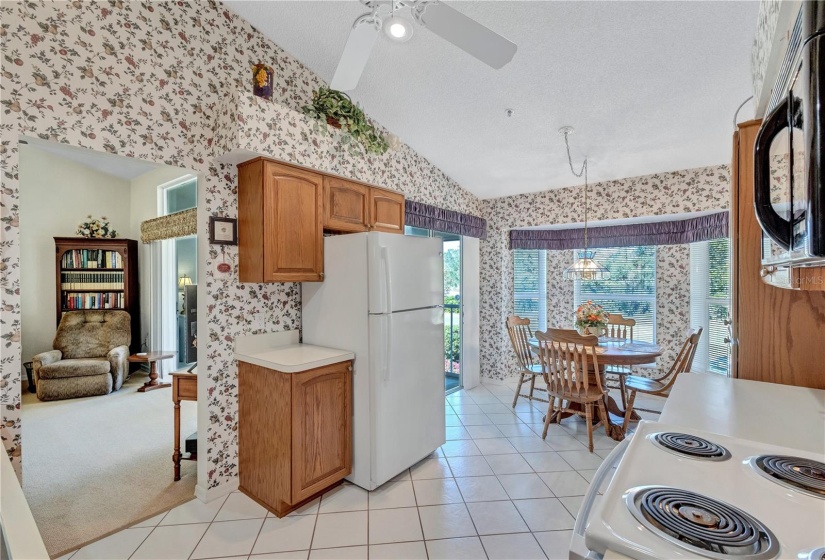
[303,87,389,155]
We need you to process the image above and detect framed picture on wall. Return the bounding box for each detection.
[209,216,237,245]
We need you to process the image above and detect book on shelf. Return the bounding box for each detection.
[60,271,125,290]
[61,249,123,269]
[62,292,124,310]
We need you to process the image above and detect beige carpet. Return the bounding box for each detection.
[22,375,198,558]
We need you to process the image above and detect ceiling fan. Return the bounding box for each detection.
[330,0,518,91]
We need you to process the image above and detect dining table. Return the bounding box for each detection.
[527,337,662,441]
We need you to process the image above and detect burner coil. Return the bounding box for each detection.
[753,455,825,498]
[626,486,779,560]
[651,432,731,461]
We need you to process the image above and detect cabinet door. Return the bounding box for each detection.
[324,177,370,232]
[369,188,405,233]
[291,362,352,503]
[263,161,324,282]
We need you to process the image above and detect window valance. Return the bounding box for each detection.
[509,211,729,250]
[405,200,487,240]
[140,208,197,244]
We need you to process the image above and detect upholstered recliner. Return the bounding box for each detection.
[32,310,131,401]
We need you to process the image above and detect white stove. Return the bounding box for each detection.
[571,421,825,560]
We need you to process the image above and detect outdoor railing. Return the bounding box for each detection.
[444,303,460,376]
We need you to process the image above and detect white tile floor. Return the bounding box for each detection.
[60,383,652,560]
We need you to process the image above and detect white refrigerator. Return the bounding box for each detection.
[302,232,446,490]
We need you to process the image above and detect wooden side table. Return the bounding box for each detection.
[128,352,176,392]
[171,372,198,481]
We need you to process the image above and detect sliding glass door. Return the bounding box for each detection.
[406,226,463,394]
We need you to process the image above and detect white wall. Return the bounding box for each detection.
[19,146,133,364]
[129,167,194,351]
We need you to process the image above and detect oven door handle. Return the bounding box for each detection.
[569,437,630,560]
[753,95,792,251]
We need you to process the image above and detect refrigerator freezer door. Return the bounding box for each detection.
[369,307,445,486]
[368,232,443,314]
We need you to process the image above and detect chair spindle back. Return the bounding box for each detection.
[506,315,536,370]
[535,328,603,398]
[606,313,635,341]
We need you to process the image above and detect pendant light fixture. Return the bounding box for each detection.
[560,126,610,281]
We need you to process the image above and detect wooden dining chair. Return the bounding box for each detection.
[606,313,635,340]
[622,327,703,431]
[604,313,636,408]
[506,315,548,408]
[535,328,609,452]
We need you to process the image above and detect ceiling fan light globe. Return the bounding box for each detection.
[383,15,413,42]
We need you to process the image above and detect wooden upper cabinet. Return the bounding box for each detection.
[369,188,405,233]
[291,362,352,503]
[238,158,324,283]
[323,177,370,232]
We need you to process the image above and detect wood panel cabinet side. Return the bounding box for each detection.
[733,120,825,389]
[238,159,264,283]
[238,362,293,512]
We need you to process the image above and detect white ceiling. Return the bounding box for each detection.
[227,1,759,200]
[21,136,163,180]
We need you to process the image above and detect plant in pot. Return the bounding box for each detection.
[575,300,607,337]
[303,86,389,155]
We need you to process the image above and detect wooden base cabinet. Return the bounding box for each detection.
[238,360,352,517]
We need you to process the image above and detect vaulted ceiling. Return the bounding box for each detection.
[225,1,759,199]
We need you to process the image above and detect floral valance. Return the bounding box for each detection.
[140,208,197,244]
[405,200,487,240]
[509,211,729,250]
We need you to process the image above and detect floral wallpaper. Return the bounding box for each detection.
[480,165,730,382]
[0,0,479,485]
[751,0,782,105]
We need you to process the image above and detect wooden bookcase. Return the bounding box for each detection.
[54,237,140,352]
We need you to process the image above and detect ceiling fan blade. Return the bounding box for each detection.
[416,1,517,69]
[330,14,381,91]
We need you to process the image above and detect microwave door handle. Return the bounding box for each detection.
[753,96,792,251]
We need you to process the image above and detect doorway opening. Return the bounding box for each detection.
[405,226,463,394]
[160,178,198,370]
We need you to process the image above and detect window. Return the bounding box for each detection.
[513,249,547,331]
[690,238,731,375]
[574,246,657,342]
[164,177,197,214]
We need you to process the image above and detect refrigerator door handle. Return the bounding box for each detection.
[383,314,392,381]
[381,246,393,313]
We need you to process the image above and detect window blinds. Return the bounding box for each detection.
[513,249,547,331]
[574,246,657,343]
[689,239,731,375]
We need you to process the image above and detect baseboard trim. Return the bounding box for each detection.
[195,478,239,503]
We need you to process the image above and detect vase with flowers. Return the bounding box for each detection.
[76,215,118,239]
[575,300,607,337]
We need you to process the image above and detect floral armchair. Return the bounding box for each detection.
[32,310,131,401]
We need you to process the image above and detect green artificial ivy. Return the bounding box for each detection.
[303,87,389,155]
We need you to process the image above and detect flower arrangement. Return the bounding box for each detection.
[575,300,607,335]
[252,63,273,100]
[303,86,389,155]
[76,215,118,239]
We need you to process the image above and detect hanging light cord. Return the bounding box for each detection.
[563,130,590,251]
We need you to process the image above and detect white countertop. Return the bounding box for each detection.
[660,373,825,455]
[235,344,354,373]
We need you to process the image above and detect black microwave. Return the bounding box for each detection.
[754,2,825,267]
